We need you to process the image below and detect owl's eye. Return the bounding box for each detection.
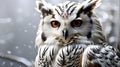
[71,20,82,27]
[51,21,60,28]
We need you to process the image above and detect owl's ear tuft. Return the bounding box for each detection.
[82,0,101,13]
[36,0,53,17]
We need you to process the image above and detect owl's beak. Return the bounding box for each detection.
[62,29,68,40]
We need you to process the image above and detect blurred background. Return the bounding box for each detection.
[0,0,119,67]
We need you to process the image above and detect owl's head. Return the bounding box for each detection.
[35,0,105,46]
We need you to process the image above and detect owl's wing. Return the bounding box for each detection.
[82,45,120,67]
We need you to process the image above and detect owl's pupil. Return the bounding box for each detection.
[54,22,58,25]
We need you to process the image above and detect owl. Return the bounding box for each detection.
[35,0,120,67]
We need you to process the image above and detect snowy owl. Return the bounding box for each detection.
[35,0,120,67]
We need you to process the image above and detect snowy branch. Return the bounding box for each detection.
[0,52,33,67]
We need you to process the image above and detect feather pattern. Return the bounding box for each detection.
[35,0,120,67]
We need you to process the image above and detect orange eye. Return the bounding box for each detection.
[51,21,60,28]
[71,20,82,27]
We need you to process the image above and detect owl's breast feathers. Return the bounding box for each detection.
[35,44,120,67]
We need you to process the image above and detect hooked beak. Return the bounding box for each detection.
[62,29,68,40]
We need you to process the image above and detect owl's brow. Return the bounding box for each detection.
[55,2,77,16]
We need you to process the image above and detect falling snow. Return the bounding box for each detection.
[23,44,27,47]
[28,45,32,49]
[0,40,6,44]
[7,51,12,54]
[15,46,19,49]
[10,62,14,66]
[0,0,119,67]
[2,61,6,66]
[24,30,28,33]
[17,8,23,13]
